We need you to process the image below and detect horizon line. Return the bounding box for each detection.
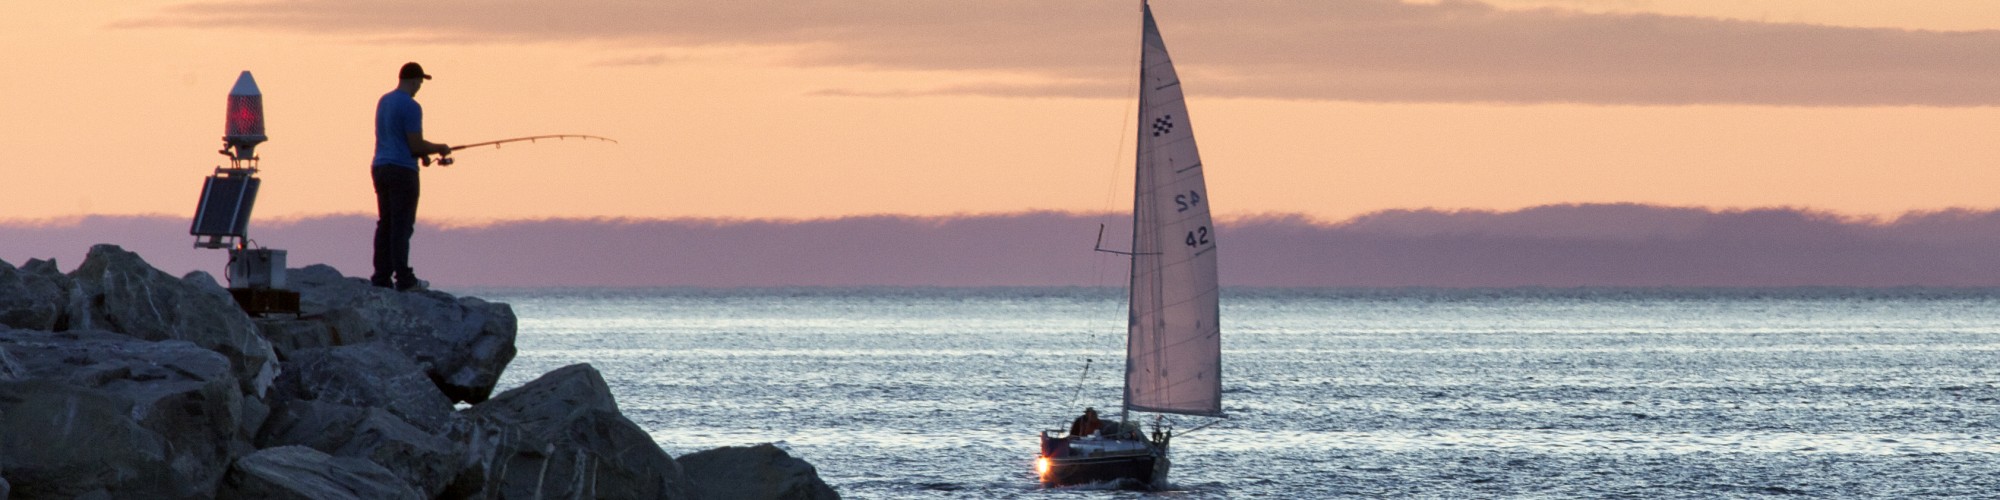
[9,203,2000,228]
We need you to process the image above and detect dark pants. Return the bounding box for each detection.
[371,165,420,286]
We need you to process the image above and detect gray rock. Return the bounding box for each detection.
[261,362,460,494]
[679,443,841,500]
[0,328,252,499]
[348,408,464,497]
[18,258,68,283]
[257,399,367,449]
[458,363,691,500]
[20,258,74,328]
[256,307,380,358]
[268,342,455,433]
[64,244,277,397]
[220,446,422,500]
[0,380,172,499]
[285,263,354,288]
[258,400,462,498]
[182,270,234,303]
[0,343,22,381]
[0,258,66,331]
[290,264,517,404]
[257,317,334,357]
[240,392,272,445]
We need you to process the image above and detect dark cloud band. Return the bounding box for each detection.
[125,0,2000,105]
[14,205,2000,286]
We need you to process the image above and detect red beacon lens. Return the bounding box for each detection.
[225,95,264,139]
[222,71,267,160]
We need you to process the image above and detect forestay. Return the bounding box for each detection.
[1124,3,1223,418]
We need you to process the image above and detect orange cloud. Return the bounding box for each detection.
[126,0,2000,105]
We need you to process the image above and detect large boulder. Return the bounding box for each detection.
[290,264,516,404]
[256,399,367,449]
[679,444,841,500]
[0,258,69,331]
[261,343,464,495]
[0,328,252,499]
[0,340,19,381]
[220,446,422,500]
[256,306,377,359]
[181,270,236,304]
[267,342,455,434]
[0,380,171,499]
[456,363,691,500]
[63,244,277,397]
[258,400,463,498]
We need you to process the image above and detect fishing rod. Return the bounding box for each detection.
[421,134,618,166]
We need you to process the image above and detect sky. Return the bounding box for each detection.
[4,0,2000,225]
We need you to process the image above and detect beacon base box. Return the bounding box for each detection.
[227,248,285,289]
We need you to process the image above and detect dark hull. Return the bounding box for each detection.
[1038,433,1171,490]
[1044,453,1166,489]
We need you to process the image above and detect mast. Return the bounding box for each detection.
[1122,0,1150,425]
[1124,0,1224,419]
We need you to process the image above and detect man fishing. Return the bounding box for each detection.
[370,62,450,291]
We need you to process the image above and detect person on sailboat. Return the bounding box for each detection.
[370,62,450,291]
[1068,407,1104,438]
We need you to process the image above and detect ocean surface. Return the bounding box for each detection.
[466,287,2000,498]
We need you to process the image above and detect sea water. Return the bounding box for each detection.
[468,288,2000,498]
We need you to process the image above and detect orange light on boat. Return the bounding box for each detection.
[1035,456,1052,478]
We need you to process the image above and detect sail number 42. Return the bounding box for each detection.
[1179,191,1211,248]
[1185,226,1211,248]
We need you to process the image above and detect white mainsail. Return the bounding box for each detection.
[1125,3,1223,418]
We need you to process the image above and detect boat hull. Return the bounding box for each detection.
[1039,433,1170,489]
[1044,453,1165,489]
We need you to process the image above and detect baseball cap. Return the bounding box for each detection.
[399,62,432,81]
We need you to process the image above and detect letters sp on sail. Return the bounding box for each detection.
[1125,3,1223,418]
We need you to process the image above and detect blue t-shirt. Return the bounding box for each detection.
[372,89,423,169]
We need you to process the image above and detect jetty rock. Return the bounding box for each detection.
[222,445,423,500]
[0,247,840,499]
[680,443,841,500]
[455,363,693,499]
[0,258,65,331]
[64,244,280,397]
[286,263,517,405]
[0,328,252,499]
[258,343,464,497]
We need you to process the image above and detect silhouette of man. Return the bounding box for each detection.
[371,62,450,290]
[1069,407,1103,438]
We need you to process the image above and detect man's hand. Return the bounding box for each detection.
[407,132,449,156]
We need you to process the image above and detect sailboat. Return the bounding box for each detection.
[1037,0,1224,490]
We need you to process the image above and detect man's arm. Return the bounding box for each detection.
[406,131,450,156]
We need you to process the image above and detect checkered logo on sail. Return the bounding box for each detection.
[1151,115,1175,137]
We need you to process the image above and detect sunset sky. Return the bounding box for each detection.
[5,0,2000,225]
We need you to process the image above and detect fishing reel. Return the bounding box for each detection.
[418,153,455,167]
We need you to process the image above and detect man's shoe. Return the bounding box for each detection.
[395,278,428,292]
[370,276,394,288]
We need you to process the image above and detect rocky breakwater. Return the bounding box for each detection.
[0,244,838,499]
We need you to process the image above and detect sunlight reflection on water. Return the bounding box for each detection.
[472,287,2000,498]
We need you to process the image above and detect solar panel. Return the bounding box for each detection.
[190,172,260,245]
